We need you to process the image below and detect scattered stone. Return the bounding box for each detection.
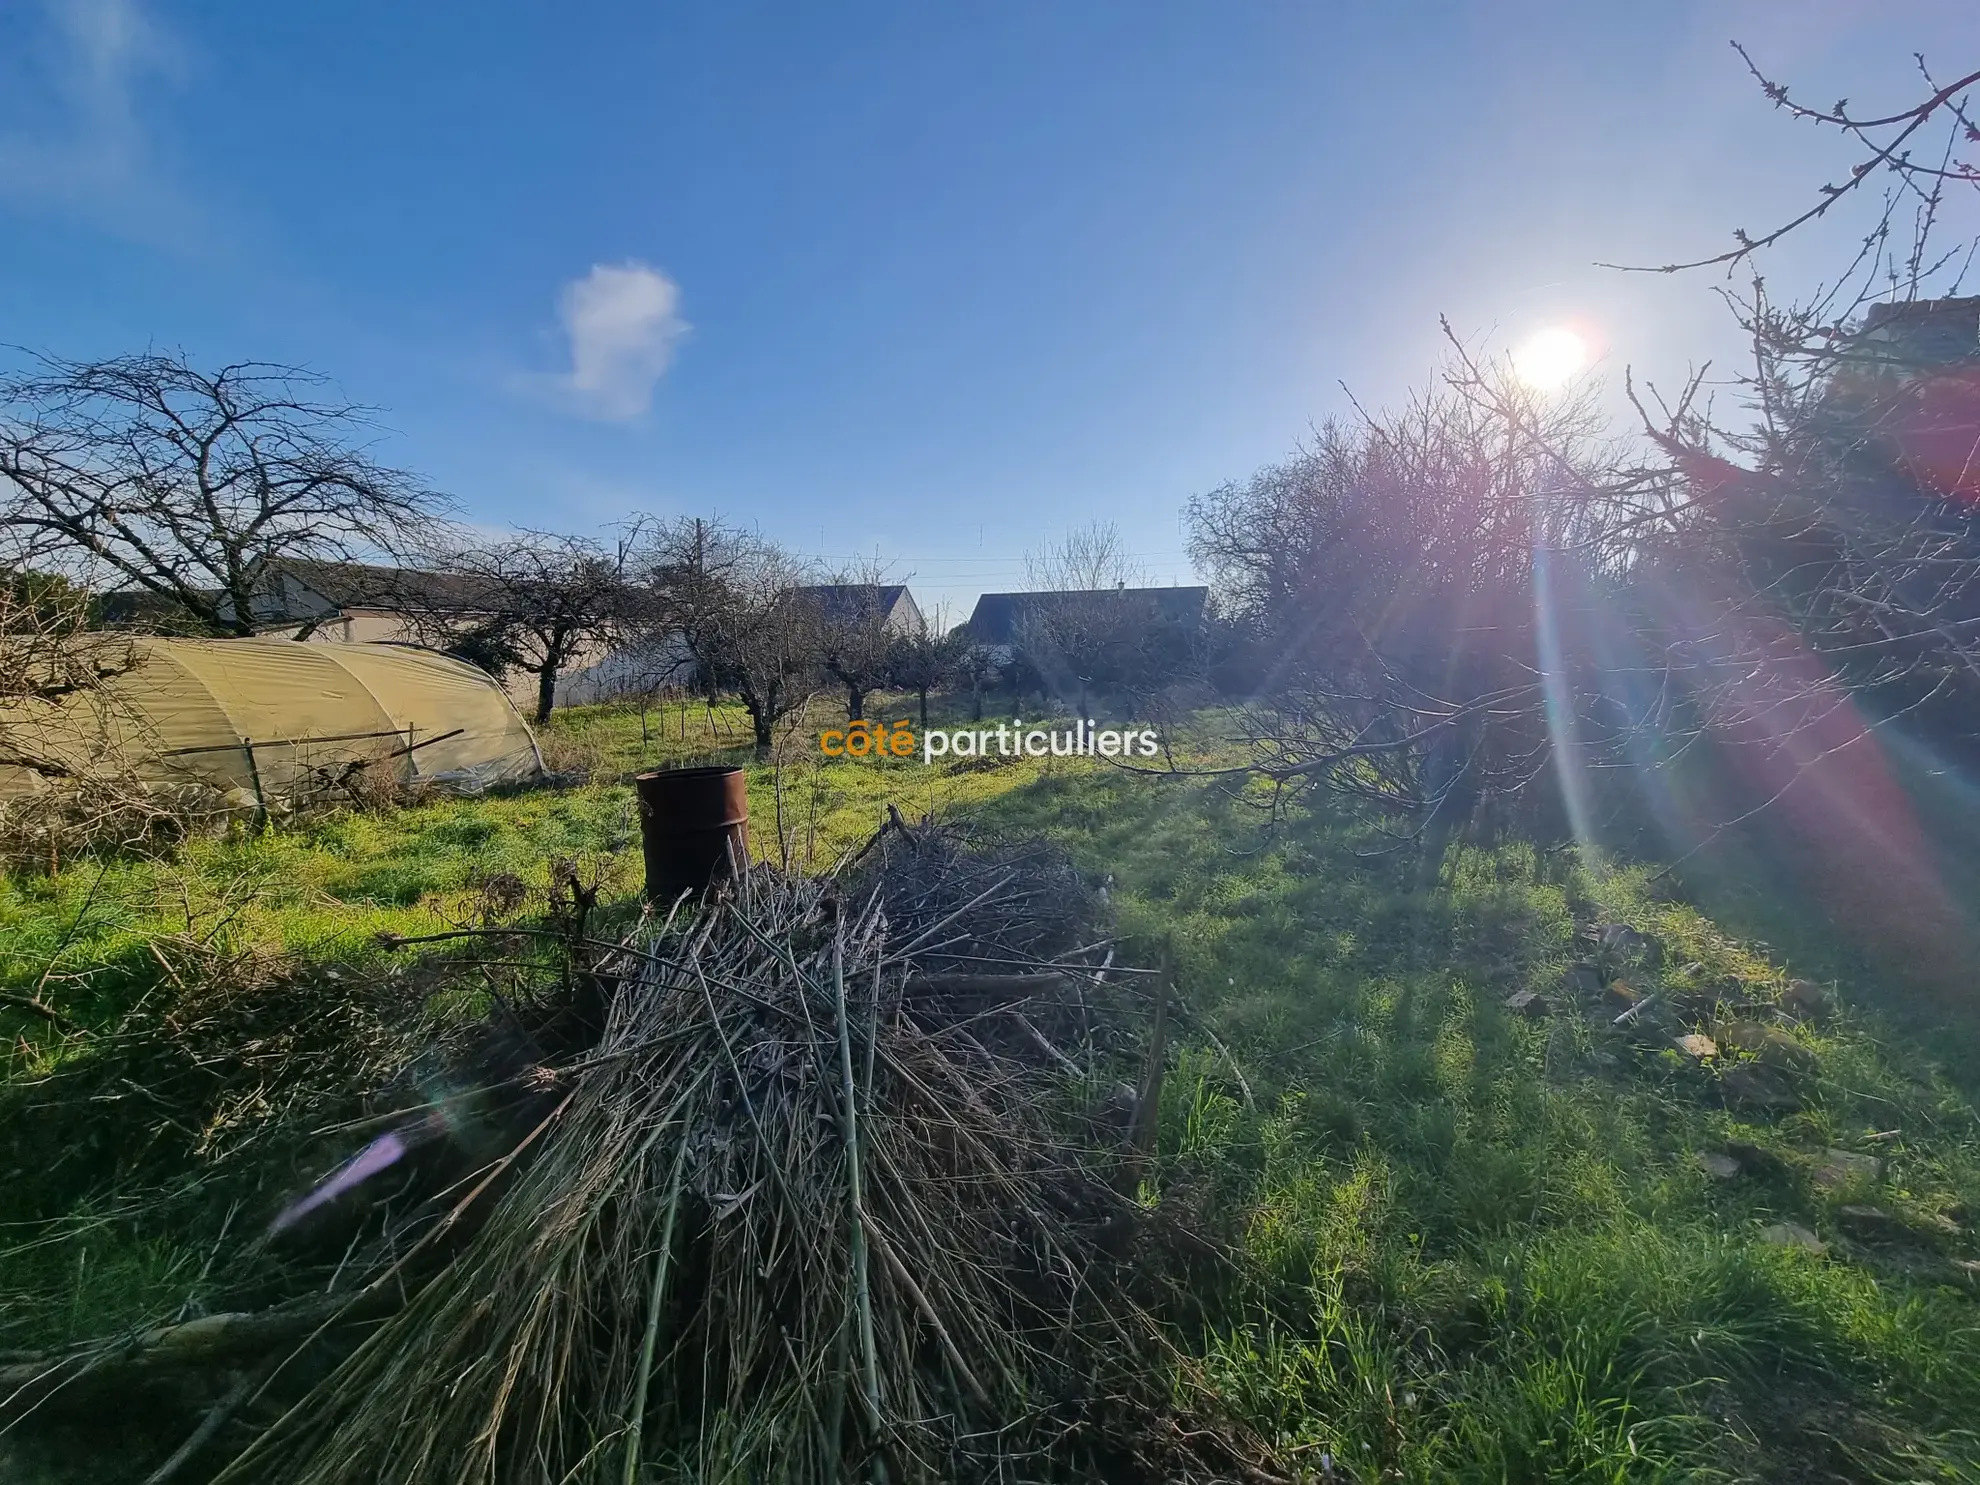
[1668,981,1720,1014]
[1559,964,1605,997]
[1724,1140,1787,1176]
[1759,1221,1826,1255]
[1872,1246,1955,1281]
[1696,1151,1742,1180]
[1836,1205,1908,1242]
[1782,979,1832,1022]
[1719,1063,1803,1112]
[1503,989,1549,1018]
[1811,1149,1884,1190]
[1605,979,1641,1009]
[1718,1020,1818,1071]
[1924,1209,1965,1237]
[1674,1033,1719,1061]
[1599,924,1659,963]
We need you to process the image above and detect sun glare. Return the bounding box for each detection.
[1511,326,1589,390]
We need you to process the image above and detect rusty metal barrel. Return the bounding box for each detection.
[635,765,749,900]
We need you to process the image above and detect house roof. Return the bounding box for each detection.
[792,583,916,626]
[262,559,498,613]
[1858,297,1980,370]
[96,588,212,630]
[963,586,1209,645]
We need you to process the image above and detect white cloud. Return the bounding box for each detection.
[551,261,688,421]
[0,0,191,230]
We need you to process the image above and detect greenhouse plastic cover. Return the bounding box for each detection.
[0,638,543,804]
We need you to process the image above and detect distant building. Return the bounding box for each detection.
[225,559,490,645]
[96,560,467,642]
[1831,296,1980,502]
[963,586,1209,656]
[792,583,926,637]
[1855,296,1980,370]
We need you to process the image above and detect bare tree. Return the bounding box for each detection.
[953,639,1002,721]
[635,517,743,704]
[0,353,446,636]
[1610,287,1980,799]
[1567,42,1980,826]
[1018,521,1154,713]
[886,607,962,730]
[643,518,822,750]
[405,527,646,724]
[0,549,201,872]
[1611,46,1976,273]
[1025,520,1142,594]
[812,561,900,721]
[1188,368,1624,852]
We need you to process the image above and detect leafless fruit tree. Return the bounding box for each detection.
[0,353,447,636]
[641,518,823,750]
[1188,370,1638,850]
[886,608,962,730]
[952,639,1002,722]
[1016,522,1161,713]
[812,561,902,722]
[404,526,648,725]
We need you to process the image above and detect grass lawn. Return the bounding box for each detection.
[5,697,1979,1482]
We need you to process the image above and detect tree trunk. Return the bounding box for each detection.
[846,684,866,721]
[918,687,930,730]
[221,575,258,637]
[970,676,983,721]
[534,661,557,724]
[752,710,774,750]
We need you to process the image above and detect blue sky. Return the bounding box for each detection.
[0,0,1971,617]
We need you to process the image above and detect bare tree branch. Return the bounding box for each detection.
[0,353,450,636]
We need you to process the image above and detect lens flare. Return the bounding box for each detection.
[1512,326,1588,390]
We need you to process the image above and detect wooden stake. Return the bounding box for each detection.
[832,912,882,1433]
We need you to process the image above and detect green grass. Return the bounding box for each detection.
[977,765,1980,1481]
[1,698,1072,1044]
[6,698,1980,1482]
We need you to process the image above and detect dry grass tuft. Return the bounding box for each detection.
[193,824,1280,1484]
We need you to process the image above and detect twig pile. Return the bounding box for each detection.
[199,827,1273,1484]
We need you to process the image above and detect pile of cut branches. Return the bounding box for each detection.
[115,823,1275,1484]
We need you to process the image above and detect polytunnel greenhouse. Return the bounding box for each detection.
[0,638,542,808]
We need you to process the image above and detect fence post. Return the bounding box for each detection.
[243,737,268,834]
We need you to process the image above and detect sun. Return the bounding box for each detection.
[1511,326,1589,390]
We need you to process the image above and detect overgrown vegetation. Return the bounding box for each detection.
[4,50,1978,1483]
[987,761,1980,1481]
[5,700,1979,1482]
